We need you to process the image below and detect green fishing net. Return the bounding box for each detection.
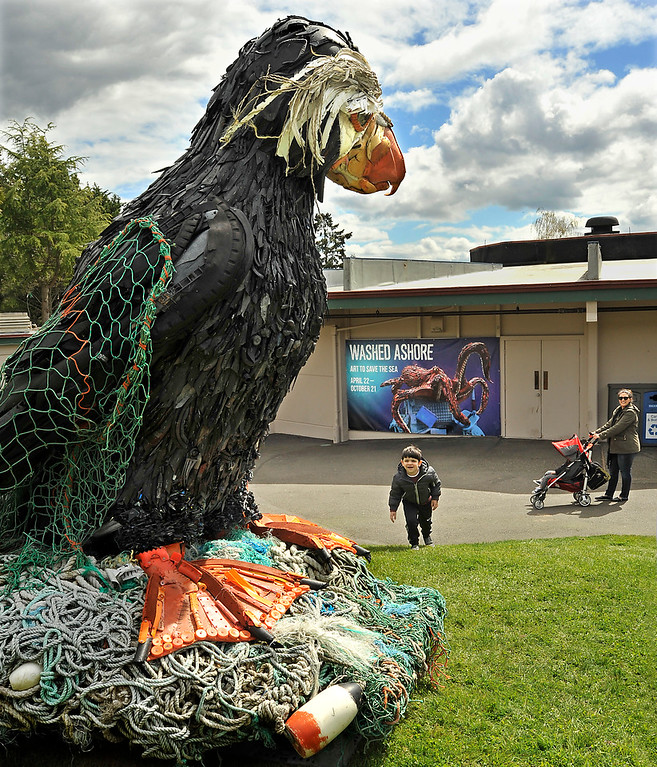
[0,217,173,579]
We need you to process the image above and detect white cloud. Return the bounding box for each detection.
[339,56,656,233]
[385,0,657,86]
[2,0,273,193]
[384,89,439,112]
[2,0,655,255]
[559,0,657,51]
[347,233,474,262]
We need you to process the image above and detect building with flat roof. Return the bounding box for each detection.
[272,225,657,444]
[0,313,35,367]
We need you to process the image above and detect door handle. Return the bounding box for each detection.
[543,371,548,390]
[534,371,539,390]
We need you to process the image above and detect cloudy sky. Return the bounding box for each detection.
[2,0,656,261]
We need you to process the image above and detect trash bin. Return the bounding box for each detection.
[643,391,657,446]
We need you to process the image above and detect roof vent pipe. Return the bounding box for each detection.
[585,216,619,235]
[586,241,602,280]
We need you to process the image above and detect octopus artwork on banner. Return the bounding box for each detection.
[346,338,501,435]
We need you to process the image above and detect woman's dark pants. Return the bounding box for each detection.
[606,452,636,499]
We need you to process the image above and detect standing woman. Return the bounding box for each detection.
[592,388,641,502]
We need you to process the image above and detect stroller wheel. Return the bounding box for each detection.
[573,492,582,502]
[578,493,591,507]
[530,495,545,510]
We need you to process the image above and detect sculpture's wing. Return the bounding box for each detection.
[150,197,254,351]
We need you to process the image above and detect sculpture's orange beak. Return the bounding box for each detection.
[327,117,406,196]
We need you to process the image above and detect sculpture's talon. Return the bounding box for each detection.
[134,543,313,661]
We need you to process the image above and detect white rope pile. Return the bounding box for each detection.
[0,534,448,763]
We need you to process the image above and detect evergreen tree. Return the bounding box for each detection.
[0,119,116,323]
[87,182,122,220]
[314,211,352,268]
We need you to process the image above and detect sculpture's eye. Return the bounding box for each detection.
[350,112,373,132]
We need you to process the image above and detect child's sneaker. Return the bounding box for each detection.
[423,535,434,547]
[410,544,420,551]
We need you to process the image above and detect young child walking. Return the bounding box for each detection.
[388,445,441,550]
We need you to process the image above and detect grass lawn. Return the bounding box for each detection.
[359,534,656,767]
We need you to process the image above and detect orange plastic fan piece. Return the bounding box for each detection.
[134,543,319,662]
[249,514,371,562]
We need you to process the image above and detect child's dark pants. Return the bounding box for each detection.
[402,500,432,546]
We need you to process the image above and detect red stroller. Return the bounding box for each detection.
[530,434,610,509]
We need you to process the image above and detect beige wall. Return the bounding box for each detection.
[499,303,586,336]
[0,342,23,367]
[270,326,338,440]
[271,301,656,442]
[596,306,657,425]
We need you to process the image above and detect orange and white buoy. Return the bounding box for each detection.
[284,682,363,758]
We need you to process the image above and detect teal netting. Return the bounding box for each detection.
[0,217,173,578]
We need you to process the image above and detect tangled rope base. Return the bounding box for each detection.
[0,532,448,764]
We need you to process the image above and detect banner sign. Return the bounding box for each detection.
[346,338,500,435]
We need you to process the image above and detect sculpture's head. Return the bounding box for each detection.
[199,16,405,200]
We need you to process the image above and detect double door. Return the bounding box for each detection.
[503,338,580,440]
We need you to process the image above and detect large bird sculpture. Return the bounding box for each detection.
[0,16,405,559]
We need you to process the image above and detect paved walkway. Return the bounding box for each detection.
[251,434,657,548]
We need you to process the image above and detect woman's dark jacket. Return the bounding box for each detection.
[597,404,641,454]
[388,459,441,510]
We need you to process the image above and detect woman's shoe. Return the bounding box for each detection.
[595,495,613,501]
[612,496,628,502]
